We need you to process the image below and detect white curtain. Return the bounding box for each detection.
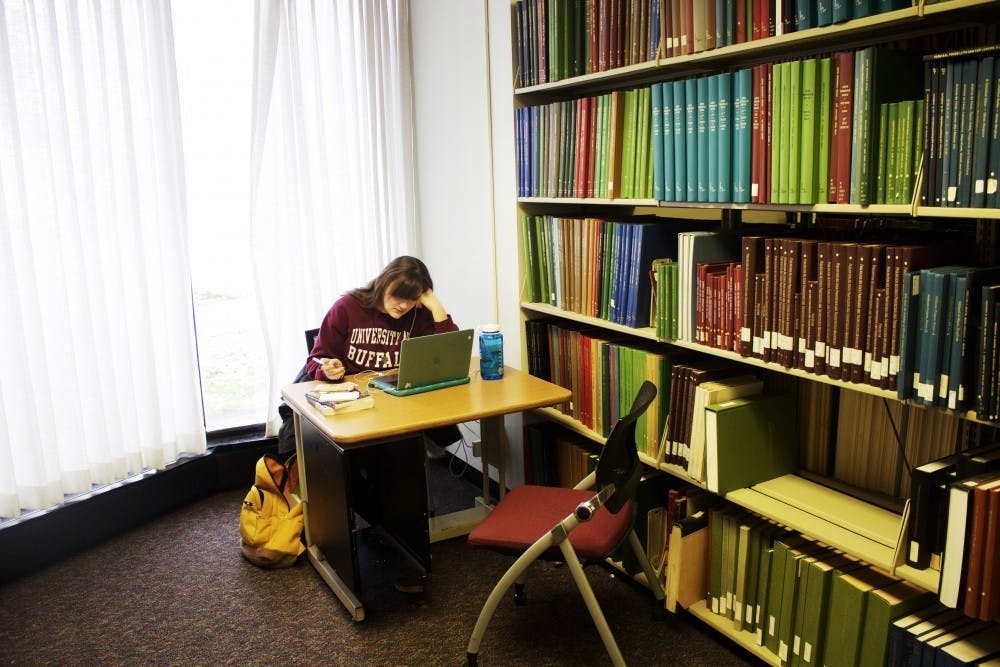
[251,0,419,435]
[0,0,206,518]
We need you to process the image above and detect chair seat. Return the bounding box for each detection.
[468,485,634,561]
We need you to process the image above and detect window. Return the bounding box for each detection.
[172,0,266,431]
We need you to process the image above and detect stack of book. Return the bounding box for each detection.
[304,382,374,415]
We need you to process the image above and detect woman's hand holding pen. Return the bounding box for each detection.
[314,357,345,381]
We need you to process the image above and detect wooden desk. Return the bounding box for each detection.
[282,367,571,621]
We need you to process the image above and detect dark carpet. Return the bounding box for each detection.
[0,460,761,666]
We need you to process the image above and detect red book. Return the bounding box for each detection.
[732,263,743,353]
[753,0,764,40]
[610,0,621,69]
[599,0,611,71]
[751,64,764,202]
[735,0,747,44]
[588,0,599,73]
[833,51,854,204]
[978,484,1000,620]
[587,96,598,197]
[965,477,1000,618]
[681,0,693,56]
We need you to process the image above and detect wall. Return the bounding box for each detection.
[409,0,523,484]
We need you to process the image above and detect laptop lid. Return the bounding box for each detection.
[373,329,474,392]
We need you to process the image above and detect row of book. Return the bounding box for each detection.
[513,0,662,88]
[521,215,694,326]
[897,266,1000,419]
[922,51,1000,210]
[516,47,1000,210]
[522,421,599,487]
[706,505,1000,667]
[512,0,914,88]
[515,89,656,199]
[524,318,671,454]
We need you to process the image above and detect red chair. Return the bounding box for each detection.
[465,381,665,667]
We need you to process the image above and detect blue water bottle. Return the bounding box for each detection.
[479,324,504,380]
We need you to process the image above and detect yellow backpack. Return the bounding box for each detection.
[239,453,305,568]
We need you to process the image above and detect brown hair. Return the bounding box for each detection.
[348,256,434,310]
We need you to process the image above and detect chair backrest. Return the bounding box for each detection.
[305,328,320,353]
[593,380,657,514]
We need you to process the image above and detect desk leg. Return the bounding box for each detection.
[479,415,507,503]
[295,414,366,621]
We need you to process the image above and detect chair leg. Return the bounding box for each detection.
[627,530,666,603]
[466,535,554,660]
[558,541,626,667]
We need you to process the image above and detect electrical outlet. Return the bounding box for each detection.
[472,439,482,458]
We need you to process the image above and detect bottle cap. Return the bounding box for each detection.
[482,323,500,333]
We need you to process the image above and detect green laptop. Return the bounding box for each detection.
[370,329,474,396]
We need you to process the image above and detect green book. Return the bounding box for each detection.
[777,541,825,665]
[733,518,759,631]
[787,59,802,205]
[798,553,862,667]
[764,534,808,655]
[799,58,819,204]
[704,393,797,495]
[779,61,792,203]
[823,566,899,667]
[635,87,649,199]
[876,102,891,204]
[857,580,935,667]
[884,102,899,204]
[710,507,727,615]
[816,58,833,204]
[896,99,915,204]
[911,99,925,207]
[771,62,783,203]
[621,90,637,198]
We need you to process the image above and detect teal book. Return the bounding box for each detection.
[697,76,710,202]
[717,71,733,202]
[732,68,752,203]
[662,81,675,201]
[816,57,833,203]
[787,59,802,204]
[988,56,1000,208]
[672,80,687,201]
[832,0,851,23]
[708,74,720,203]
[817,0,832,25]
[652,83,664,200]
[799,58,819,204]
[971,55,994,209]
[940,60,958,207]
[704,392,797,495]
[896,270,919,401]
[686,77,698,200]
[955,58,979,208]
[946,267,1000,411]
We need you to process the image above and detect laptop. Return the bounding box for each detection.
[370,329,474,397]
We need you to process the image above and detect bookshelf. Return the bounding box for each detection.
[510,0,1000,663]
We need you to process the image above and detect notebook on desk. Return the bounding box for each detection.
[370,329,474,397]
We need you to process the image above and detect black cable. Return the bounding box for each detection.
[882,397,911,478]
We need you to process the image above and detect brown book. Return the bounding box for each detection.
[840,243,859,381]
[873,245,897,386]
[785,238,802,369]
[753,272,767,359]
[798,240,817,371]
[849,244,875,383]
[814,241,829,375]
[704,0,716,51]
[598,0,610,71]
[671,0,682,57]
[609,0,621,70]
[741,236,763,356]
[978,484,1000,620]
[806,280,819,371]
[827,242,847,379]
[659,0,670,58]
[680,0,693,55]
[762,238,777,362]
[832,51,854,204]
[664,363,685,465]
[861,244,886,385]
[964,477,1000,617]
